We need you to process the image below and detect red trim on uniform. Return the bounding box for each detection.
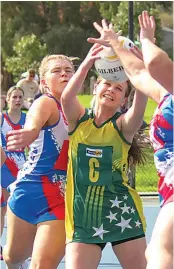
[5,158,18,178]
[159,176,174,206]
[41,175,65,219]
[54,140,69,170]
[3,114,22,130]
[4,113,25,153]
[157,114,173,129]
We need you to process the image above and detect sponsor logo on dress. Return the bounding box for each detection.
[86,148,102,158]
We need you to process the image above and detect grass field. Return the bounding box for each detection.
[78,95,158,192]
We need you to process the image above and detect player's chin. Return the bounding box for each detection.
[54,87,66,97]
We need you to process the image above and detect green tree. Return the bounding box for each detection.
[5,34,48,82]
[1,2,47,59]
[111,2,162,45]
[1,1,102,64]
[154,1,173,11]
[99,2,120,21]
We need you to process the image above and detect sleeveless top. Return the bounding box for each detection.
[1,111,26,177]
[150,94,174,206]
[17,94,69,183]
[66,109,146,243]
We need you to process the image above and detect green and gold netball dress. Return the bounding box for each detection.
[66,109,146,244]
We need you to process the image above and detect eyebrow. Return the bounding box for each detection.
[12,94,23,97]
[116,84,123,89]
[52,66,73,70]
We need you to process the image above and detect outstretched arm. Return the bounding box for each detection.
[61,44,102,131]
[139,11,173,95]
[6,96,54,150]
[88,19,167,103]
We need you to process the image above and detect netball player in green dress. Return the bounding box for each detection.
[61,42,148,269]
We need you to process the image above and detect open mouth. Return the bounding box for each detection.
[103,94,114,101]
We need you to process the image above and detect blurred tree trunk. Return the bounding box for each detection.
[1,68,13,94]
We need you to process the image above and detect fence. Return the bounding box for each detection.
[128,128,158,194]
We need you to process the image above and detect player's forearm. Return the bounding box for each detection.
[62,63,89,101]
[141,38,169,71]
[141,38,173,94]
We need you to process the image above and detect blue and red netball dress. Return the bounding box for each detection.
[1,111,26,189]
[8,94,69,224]
[150,94,174,207]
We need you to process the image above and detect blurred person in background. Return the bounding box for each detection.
[0,86,26,261]
[21,71,39,83]
[17,68,39,110]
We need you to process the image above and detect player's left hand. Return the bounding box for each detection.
[87,19,122,47]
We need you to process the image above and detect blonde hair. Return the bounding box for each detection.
[6,86,24,101]
[39,54,78,93]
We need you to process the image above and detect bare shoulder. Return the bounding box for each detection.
[33,95,57,106]
[27,95,57,117]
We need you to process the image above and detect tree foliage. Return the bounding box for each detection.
[1,1,169,91]
[99,2,120,21]
[5,34,48,82]
[111,2,162,45]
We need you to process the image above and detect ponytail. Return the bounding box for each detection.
[127,130,150,167]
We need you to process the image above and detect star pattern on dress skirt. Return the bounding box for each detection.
[120,203,130,214]
[130,207,136,214]
[123,194,128,200]
[110,196,122,208]
[135,220,141,228]
[115,216,132,233]
[92,224,109,240]
[106,211,118,223]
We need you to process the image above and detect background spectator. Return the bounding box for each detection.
[16,68,39,109]
[21,71,39,83]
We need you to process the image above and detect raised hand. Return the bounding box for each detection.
[87,19,122,47]
[138,11,156,43]
[82,43,103,70]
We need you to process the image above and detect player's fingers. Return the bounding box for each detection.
[93,22,103,33]
[102,19,109,29]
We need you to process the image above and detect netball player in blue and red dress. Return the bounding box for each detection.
[139,12,173,269]
[88,10,173,269]
[0,86,26,259]
[3,55,75,269]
